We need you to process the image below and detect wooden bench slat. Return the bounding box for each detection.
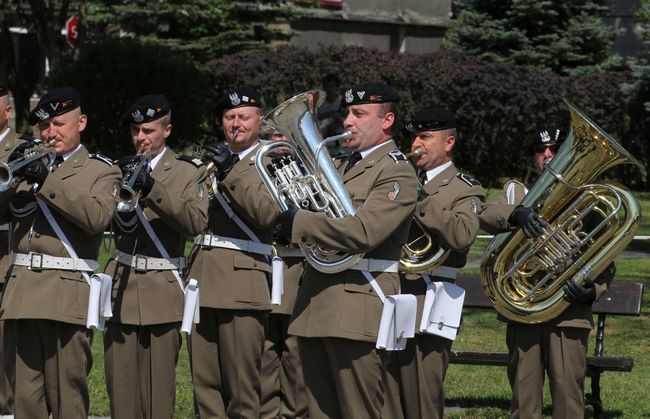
[450,351,634,372]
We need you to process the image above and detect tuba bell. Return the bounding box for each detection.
[480,101,642,324]
[255,90,364,274]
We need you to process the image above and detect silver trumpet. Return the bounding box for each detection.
[255,90,363,274]
[115,145,150,212]
[0,139,56,192]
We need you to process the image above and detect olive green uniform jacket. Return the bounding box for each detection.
[288,140,417,342]
[0,145,121,325]
[105,148,208,325]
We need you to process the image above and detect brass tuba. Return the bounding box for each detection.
[480,101,642,324]
[255,90,364,274]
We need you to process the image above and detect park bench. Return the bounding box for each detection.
[450,274,644,419]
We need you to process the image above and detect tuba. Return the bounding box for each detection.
[399,148,451,273]
[480,101,642,324]
[0,139,56,192]
[255,90,364,274]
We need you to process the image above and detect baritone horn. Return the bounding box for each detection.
[255,90,364,274]
[480,101,642,324]
[0,139,56,192]
[399,147,451,273]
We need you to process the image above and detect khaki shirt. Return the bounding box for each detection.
[288,140,417,342]
[186,143,280,311]
[479,180,612,329]
[401,163,486,326]
[0,145,121,325]
[105,148,208,325]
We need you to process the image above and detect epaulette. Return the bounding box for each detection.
[457,173,481,187]
[89,153,114,166]
[176,154,204,167]
[388,150,408,163]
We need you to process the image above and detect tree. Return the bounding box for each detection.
[83,0,300,63]
[444,0,618,76]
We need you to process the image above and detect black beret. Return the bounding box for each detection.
[216,87,262,118]
[342,82,400,107]
[28,86,81,125]
[123,94,170,125]
[0,85,7,97]
[405,106,456,133]
[529,128,567,154]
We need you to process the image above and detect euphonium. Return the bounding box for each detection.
[115,145,150,212]
[0,139,56,192]
[255,90,364,274]
[480,101,642,324]
[399,147,451,273]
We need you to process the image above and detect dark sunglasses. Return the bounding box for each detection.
[532,143,560,154]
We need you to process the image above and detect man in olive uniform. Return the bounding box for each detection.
[0,86,121,418]
[260,131,308,419]
[186,87,280,418]
[103,94,208,418]
[384,107,486,419]
[479,129,615,418]
[278,82,418,418]
[0,84,19,415]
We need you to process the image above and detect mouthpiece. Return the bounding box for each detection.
[407,148,423,158]
[232,129,240,138]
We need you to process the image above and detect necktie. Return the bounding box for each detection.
[231,153,240,166]
[344,152,362,174]
[418,170,427,185]
[51,156,64,172]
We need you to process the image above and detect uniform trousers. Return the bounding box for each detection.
[8,319,92,419]
[298,336,389,419]
[0,301,14,415]
[384,333,453,419]
[104,322,181,419]
[507,322,589,419]
[260,313,308,419]
[189,308,267,418]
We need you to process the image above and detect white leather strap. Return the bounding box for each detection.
[113,249,187,272]
[12,252,99,272]
[194,234,273,256]
[350,258,399,273]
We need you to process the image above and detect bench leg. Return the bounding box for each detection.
[590,370,603,419]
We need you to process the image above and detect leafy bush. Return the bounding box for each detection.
[205,45,642,187]
[49,38,212,159]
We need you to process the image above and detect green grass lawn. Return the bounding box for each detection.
[85,189,650,417]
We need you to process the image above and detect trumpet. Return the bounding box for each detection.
[399,146,451,273]
[115,144,150,212]
[0,139,56,192]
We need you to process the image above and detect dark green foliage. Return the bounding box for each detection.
[205,45,641,187]
[49,38,212,159]
[445,0,617,76]
[84,1,298,63]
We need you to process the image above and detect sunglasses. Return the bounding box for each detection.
[532,143,560,154]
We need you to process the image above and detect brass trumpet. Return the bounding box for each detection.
[0,139,56,192]
[115,144,150,212]
[399,147,451,273]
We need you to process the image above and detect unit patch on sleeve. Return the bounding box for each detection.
[457,173,481,187]
[388,150,408,163]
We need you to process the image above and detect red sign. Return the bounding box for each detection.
[321,0,343,6]
[65,15,79,48]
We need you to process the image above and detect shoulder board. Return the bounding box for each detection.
[388,150,408,163]
[89,153,114,166]
[176,154,204,167]
[457,173,481,187]
[17,134,38,144]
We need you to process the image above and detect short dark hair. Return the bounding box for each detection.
[378,101,399,135]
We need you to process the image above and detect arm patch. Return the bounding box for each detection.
[89,153,114,166]
[176,154,205,167]
[388,150,407,163]
[457,173,481,187]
